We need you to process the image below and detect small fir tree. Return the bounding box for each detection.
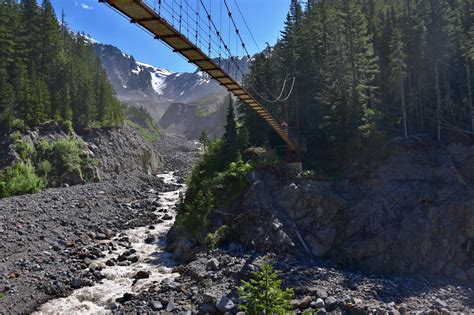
[238,263,294,314]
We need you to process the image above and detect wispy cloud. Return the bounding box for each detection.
[81,3,93,10]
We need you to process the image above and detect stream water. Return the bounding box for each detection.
[34,172,185,314]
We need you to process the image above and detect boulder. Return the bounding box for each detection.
[150,301,163,311]
[275,183,299,214]
[216,296,235,312]
[206,258,219,271]
[202,291,216,304]
[305,235,330,257]
[133,270,150,280]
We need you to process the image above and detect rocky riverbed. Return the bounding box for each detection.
[0,132,199,314]
[113,250,474,314]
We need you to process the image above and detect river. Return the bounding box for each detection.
[34,172,185,314]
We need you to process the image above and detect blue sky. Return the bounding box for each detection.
[50,0,291,73]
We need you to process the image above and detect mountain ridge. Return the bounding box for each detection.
[93,43,250,126]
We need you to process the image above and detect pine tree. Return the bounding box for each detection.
[0,2,124,131]
[222,95,239,163]
[389,26,408,139]
[238,263,294,314]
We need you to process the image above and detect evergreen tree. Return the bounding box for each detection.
[238,263,294,314]
[389,26,408,139]
[0,1,124,132]
[222,95,239,163]
[241,0,473,170]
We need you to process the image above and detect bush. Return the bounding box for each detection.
[176,121,255,236]
[238,263,294,314]
[10,133,35,160]
[206,225,229,250]
[212,161,253,206]
[178,189,214,234]
[0,162,44,198]
[37,160,53,183]
[39,137,84,173]
[62,120,74,134]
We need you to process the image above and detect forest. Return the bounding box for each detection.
[0,0,124,133]
[241,0,474,169]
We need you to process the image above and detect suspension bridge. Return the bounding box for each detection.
[99,0,301,166]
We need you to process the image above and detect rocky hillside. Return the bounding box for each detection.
[169,142,474,282]
[94,43,250,124]
[1,123,162,185]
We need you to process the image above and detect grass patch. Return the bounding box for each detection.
[126,106,161,144]
[206,225,229,250]
[127,120,161,143]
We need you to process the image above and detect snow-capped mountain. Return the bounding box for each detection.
[93,43,251,122]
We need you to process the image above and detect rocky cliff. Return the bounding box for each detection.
[178,143,474,282]
[0,123,162,184]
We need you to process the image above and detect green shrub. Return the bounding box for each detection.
[10,132,35,161]
[212,161,253,206]
[37,160,53,183]
[0,292,4,300]
[0,162,44,198]
[178,189,214,234]
[238,263,294,314]
[16,142,35,160]
[9,119,26,133]
[206,225,229,250]
[62,120,74,134]
[39,138,84,173]
[176,120,254,236]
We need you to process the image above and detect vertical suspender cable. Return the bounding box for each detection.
[218,0,222,66]
[179,0,182,33]
[195,0,199,47]
[207,0,211,57]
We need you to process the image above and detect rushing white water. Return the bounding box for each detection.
[34,172,185,315]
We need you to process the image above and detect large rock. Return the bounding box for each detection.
[216,296,235,312]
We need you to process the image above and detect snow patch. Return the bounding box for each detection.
[151,73,167,95]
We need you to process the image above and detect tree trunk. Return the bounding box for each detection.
[400,73,408,140]
[467,60,474,132]
[418,78,424,132]
[435,60,442,141]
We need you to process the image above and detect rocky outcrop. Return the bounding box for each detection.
[79,125,162,179]
[207,143,474,281]
[0,123,162,185]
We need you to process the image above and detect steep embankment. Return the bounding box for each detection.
[200,143,474,279]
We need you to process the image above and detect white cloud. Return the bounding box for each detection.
[81,3,93,10]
